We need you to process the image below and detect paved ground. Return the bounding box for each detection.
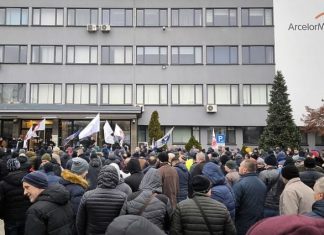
[0,220,4,235]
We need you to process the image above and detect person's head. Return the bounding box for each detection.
[147,155,158,167]
[225,160,237,173]
[22,171,48,203]
[171,155,180,166]
[42,162,54,173]
[304,157,316,169]
[239,159,256,175]
[196,152,206,164]
[313,177,324,201]
[264,153,278,167]
[168,152,175,163]
[41,153,52,165]
[281,165,299,183]
[158,152,169,163]
[192,175,211,196]
[71,157,89,178]
[7,158,21,172]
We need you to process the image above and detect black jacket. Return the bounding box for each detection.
[306,200,324,218]
[86,157,102,190]
[174,162,190,203]
[0,170,31,221]
[124,158,144,192]
[24,184,74,235]
[300,169,324,188]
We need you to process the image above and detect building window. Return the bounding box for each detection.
[0,8,28,25]
[207,127,236,145]
[242,46,274,64]
[172,84,203,105]
[31,45,63,64]
[102,9,133,26]
[101,84,132,105]
[136,84,168,105]
[243,127,264,145]
[173,127,192,144]
[67,8,98,26]
[243,84,272,105]
[30,84,62,104]
[138,125,148,143]
[0,45,27,64]
[136,9,167,27]
[315,133,324,146]
[66,46,98,64]
[101,46,133,64]
[242,8,273,26]
[300,131,308,146]
[171,46,202,64]
[136,46,167,65]
[0,120,13,139]
[66,84,97,104]
[0,84,26,104]
[171,8,202,26]
[206,46,238,64]
[207,84,239,105]
[206,8,237,26]
[32,8,63,26]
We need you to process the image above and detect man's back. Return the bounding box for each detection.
[159,163,179,208]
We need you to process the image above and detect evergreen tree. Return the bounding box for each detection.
[148,111,164,144]
[259,71,301,150]
[185,136,202,152]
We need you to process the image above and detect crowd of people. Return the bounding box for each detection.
[0,143,324,235]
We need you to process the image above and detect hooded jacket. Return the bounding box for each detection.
[121,168,173,231]
[124,158,144,192]
[86,157,102,190]
[76,165,127,235]
[110,163,132,196]
[174,162,190,203]
[24,184,74,235]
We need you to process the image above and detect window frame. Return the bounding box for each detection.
[136,84,168,105]
[136,46,168,65]
[242,45,275,65]
[243,84,272,105]
[171,84,203,106]
[31,45,63,64]
[207,84,239,105]
[0,44,27,64]
[205,8,237,27]
[65,83,98,104]
[172,126,193,145]
[32,7,64,26]
[101,45,133,65]
[0,83,26,104]
[171,46,203,65]
[0,7,28,26]
[207,127,236,145]
[30,83,62,104]
[101,8,133,27]
[136,8,168,27]
[171,8,203,27]
[66,45,98,65]
[67,8,98,27]
[206,45,238,65]
[241,8,273,26]
[101,84,133,105]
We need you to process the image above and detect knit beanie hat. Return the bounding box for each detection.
[304,157,316,168]
[22,171,48,189]
[192,175,211,193]
[7,158,21,172]
[225,160,237,170]
[281,165,299,180]
[41,153,52,162]
[71,157,89,175]
[265,154,278,166]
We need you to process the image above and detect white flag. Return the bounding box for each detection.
[155,127,174,148]
[211,128,218,150]
[33,119,46,132]
[114,124,125,145]
[104,121,114,144]
[23,126,37,148]
[79,114,100,139]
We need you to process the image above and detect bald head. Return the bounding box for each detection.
[196,152,206,163]
[239,159,256,175]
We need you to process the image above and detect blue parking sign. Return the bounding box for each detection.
[216,134,225,146]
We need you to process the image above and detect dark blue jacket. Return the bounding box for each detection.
[306,200,324,218]
[233,172,267,235]
[202,162,235,220]
[174,162,190,203]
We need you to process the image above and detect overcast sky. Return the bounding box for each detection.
[274,0,324,125]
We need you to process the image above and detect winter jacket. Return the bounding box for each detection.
[174,162,190,203]
[121,168,173,231]
[24,184,74,235]
[226,171,240,186]
[280,177,315,215]
[258,167,284,210]
[60,169,88,216]
[300,169,324,188]
[233,172,267,235]
[159,162,179,209]
[45,171,61,186]
[106,215,166,235]
[170,193,236,235]
[124,158,144,192]
[0,170,31,221]
[109,162,132,196]
[305,200,324,218]
[86,157,102,190]
[60,153,71,169]
[202,162,236,220]
[76,165,127,235]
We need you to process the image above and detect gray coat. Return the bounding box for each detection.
[121,168,173,231]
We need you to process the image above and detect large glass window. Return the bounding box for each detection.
[171,8,202,26]
[243,127,264,145]
[172,85,203,105]
[136,84,168,105]
[101,84,132,105]
[66,84,97,104]
[101,46,133,64]
[207,84,239,105]
[173,127,192,144]
[207,46,238,64]
[102,9,133,26]
[32,8,63,26]
[66,46,98,64]
[0,84,26,104]
[207,127,236,145]
[67,8,98,26]
[30,84,62,104]
[0,8,28,25]
[242,8,273,26]
[136,9,167,26]
[31,45,63,64]
[242,46,274,64]
[0,45,27,64]
[136,46,167,65]
[171,46,202,64]
[315,133,324,146]
[206,8,237,26]
[243,84,272,105]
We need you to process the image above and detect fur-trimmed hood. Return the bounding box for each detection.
[60,169,88,189]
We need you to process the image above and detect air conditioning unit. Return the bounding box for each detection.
[87,24,97,32]
[100,24,111,32]
[206,104,217,113]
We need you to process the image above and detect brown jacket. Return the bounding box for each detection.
[158,162,179,208]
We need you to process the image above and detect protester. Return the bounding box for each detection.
[110,163,132,196]
[86,152,102,190]
[42,162,61,185]
[305,176,324,218]
[124,158,144,192]
[225,160,240,186]
[299,157,324,188]
[171,155,190,203]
